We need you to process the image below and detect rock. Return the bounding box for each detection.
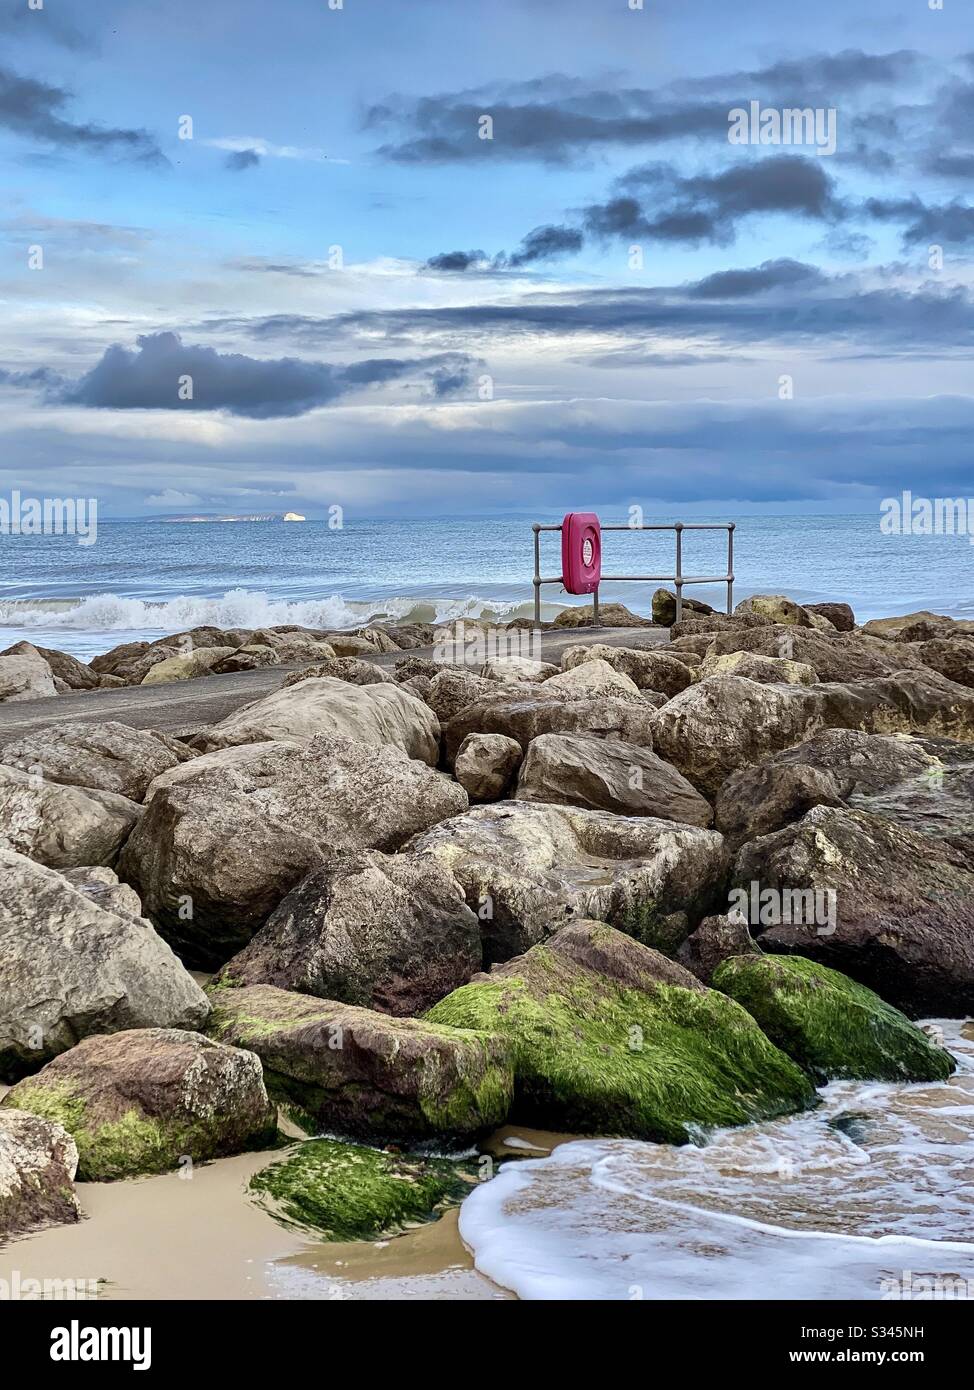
[651,590,714,626]
[1,642,98,691]
[90,640,149,675]
[455,733,523,801]
[140,647,237,684]
[249,1137,476,1241]
[425,669,504,724]
[701,626,908,682]
[209,984,512,1143]
[560,643,692,697]
[650,672,974,798]
[0,849,210,1080]
[714,729,938,845]
[352,626,401,653]
[0,765,142,868]
[846,742,974,854]
[120,735,468,965]
[735,594,833,629]
[283,657,394,688]
[195,677,440,764]
[861,610,946,640]
[395,656,444,683]
[3,1030,276,1181]
[409,800,727,962]
[445,693,659,766]
[0,721,193,803]
[212,645,281,673]
[806,602,856,632]
[669,613,776,638]
[325,634,381,657]
[0,1109,80,1240]
[481,655,558,683]
[732,805,974,1017]
[267,640,338,665]
[553,602,654,629]
[713,955,956,1083]
[910,638,974,690]
[698,651,818,685]
[675,914,761,985]
[0,654,57,702]
[515,733,713,826]
[399,674,432,700]
[60,865,145,918]
[217,851,481,1015]
[97,673,127,689]
[427,920,813,1140]
[542,658,640,699]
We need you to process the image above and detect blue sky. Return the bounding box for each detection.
[0,0,971,517]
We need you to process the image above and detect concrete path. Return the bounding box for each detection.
[0,626,669,741]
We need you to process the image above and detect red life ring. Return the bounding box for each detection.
[561,512,602,594]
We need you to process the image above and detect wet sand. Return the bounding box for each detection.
[0,1126,567,1301]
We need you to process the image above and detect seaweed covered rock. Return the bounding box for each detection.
[712,955,955,1083]
[426,921,814,1140]
[0,849,210,1081]
[0,1109,80,1241]
[515,733,713,826]
[119,735,468,966]
[0,721,194,802]
[409,800,727,962]
[733,806,974,1017]
[216,851,481,1016]
[208,984,512,1143]
[0,765,142,868]
[249,1138,477,1241]
[3,1029,276,1181]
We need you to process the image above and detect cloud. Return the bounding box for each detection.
[51,331,479,417]
[685,259,826,298]
[0,64,166,164]
[864,195,974,246]
[204,136,335,163]
[508,224,584,266]
[0,2,92,51]
[424,249,490,272]
[225,148,261,171]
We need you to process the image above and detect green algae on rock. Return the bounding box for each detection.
[207,983,513,1144]
[712,954,956,1084]
[249,1137,478,1241]
[2,1029,277,1181]
[425,920,815,1142]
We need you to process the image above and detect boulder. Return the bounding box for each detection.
[0,654,57,702]
[697,651,818,685]
[0,765,142,868]
[325,635,381,657]
[217,851,481,1016]
[208,984,512,1143]
[651,590,714,626]
[194,676,440,764]
[861,610,946,640]
[910,638,974,690]
[0,721,194,802]
[409,800,727,962]
[732,805,974,1017]
[60,865,145,918]
[266,640,338,665]
[249,1138,476,1241]
[560,643,693,697]
[119,735,468,965]
[480,655,558,683]
[454,732,523,801]
[675,914,761,985]
[805,602,856,632]
[3,1030,276,1181]
[425,669,505,724]
[89,639,149,676]
[553,602,653,629]
[0,849,209,1081]
[515,733,713,826]
[0,1109,80,1240]
[701,626,914,681]
[427,920,813,1140]
[395,656,444,683]
[140,647,237,684]
[542,659,640,699]
[352,626,401,653]
[1,642,98,690]
[713,955,955,1083]
[735,594,832,629]
[282,657,394,688]
[212,644,281,673]
[444,692,659,766]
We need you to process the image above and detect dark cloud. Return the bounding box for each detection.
[0,365,68,390]
[225,148,260,171]
[54,332,479,417]
[424,249,489,271]
[0,64,166,164]
[685,259,826,298]
[508,224,584,266]
[865,195,974,246]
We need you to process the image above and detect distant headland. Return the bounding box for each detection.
[160,512,306,523]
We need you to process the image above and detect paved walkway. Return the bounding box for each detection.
[0,626,670,741]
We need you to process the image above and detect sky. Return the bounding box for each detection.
[0,0,971,518]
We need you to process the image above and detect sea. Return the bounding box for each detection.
[1,512,972,658]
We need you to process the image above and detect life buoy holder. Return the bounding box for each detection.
[561,512,602,594]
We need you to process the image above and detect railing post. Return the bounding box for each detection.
[727,523,735,615]
[532,524,542,627]
[674,522,684,624]
[593,586,600,628]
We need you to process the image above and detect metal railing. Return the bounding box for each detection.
[532,520,735,627]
